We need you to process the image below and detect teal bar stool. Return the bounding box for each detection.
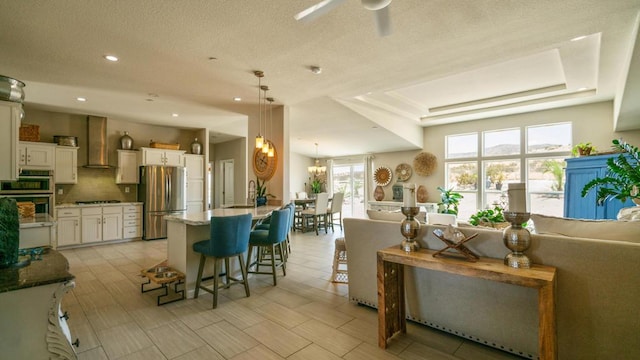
[192,213,252,308]
[254,203,295,259]
[246,208,290,286]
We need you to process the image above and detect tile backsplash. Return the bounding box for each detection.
[55,167,138,204]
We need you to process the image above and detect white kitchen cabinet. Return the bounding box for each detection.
[56,208,81,247]
[102,206,123,241]
[123,204,142,239]
[116,150,139,184]
[139,147,185,167]
[81,206,123,243]
[0,100,20,180]
[184,154,204,212]
[54,146,78,184]
[19,141,56,170]
[19,225,55,249]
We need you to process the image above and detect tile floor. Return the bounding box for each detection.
[60,228,523,360]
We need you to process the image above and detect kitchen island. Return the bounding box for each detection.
[0,249,77,359]
[165,206,278,298]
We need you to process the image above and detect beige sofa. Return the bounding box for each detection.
[344,216,640,360]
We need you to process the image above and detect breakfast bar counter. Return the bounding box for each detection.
[165,206,278,297]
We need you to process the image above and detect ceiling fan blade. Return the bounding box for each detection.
[373,6,392,36]
[294,0,348,23]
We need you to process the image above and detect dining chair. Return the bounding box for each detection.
[327,192,344,231]
[192,213,253,308]
[246,207,290,285]
[301,192,329,235]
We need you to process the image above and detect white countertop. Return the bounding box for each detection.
[56,202,142,208]
[19,214,56,228]
[166,206,279,226]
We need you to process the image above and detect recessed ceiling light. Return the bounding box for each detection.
[233,97,242,102]
[570,35,587,42]
[171,113,179,117]
[310,66,322,74]
[76,97,86,102]
[104,55,119,62]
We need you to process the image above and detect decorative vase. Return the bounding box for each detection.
[256,196,267,207]
[374,185,385,201]
[190,138,202,155]
[502,211,531,268]
[400,206,421,252]
[119,131,133,150]
[416,185,428,203]
[392,183,403,201]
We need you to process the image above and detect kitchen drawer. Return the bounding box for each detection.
[123,226,141,238]
[103,206,123,215]
[80,207,102,216]
[57,208,81,217]
[123,212,140,220]
[123,205,141,213]
[123,219,140,227]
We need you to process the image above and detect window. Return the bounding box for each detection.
[332,163,365,219]
[444,122,571,219]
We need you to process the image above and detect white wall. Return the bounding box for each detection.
[290,152,314,196]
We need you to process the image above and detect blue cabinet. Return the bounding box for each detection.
[564,154,634,219]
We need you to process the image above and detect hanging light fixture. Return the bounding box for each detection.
[261,85,270,154]
[308,143,327,175]
[267,97,275,157]
[254,71,264,149]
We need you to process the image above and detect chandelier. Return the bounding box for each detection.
[308,143,326,175]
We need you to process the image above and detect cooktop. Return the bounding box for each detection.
[75,200,122,204]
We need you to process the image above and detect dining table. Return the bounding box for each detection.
[293,196,332,232]
[164,205,279,298]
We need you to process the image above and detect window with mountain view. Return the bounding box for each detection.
[445,122,571,220]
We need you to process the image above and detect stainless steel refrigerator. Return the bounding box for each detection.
[139,166,186,240]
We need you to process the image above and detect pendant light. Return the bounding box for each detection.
[267,97,275,157]
[261,85,270,154]
[254,71,264,149]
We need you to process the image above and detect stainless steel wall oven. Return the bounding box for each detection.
[0,170,54,194]
[0,170,54,215]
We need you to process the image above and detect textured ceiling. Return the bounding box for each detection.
[0,0,639,157]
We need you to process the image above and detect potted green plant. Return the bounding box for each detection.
[469,205,508,229]
[437,186,463,215]
[311,178,323,194]
[256,177,274,206]
[581,139,640,205]
[572,142,596,157]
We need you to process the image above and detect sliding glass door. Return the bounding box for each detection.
[332,163,365,218]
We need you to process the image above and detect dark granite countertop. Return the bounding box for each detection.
[0,249,74,293]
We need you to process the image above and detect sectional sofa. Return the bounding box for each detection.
[343,214,640,359]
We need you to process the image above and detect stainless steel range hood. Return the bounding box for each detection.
[84,115,110,168]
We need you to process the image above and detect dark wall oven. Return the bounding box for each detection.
[0,170,54,216]
[0,170,54,194]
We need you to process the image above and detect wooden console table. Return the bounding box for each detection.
[377,246,557,359]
